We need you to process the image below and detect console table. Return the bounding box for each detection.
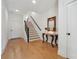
[42,31,58,47]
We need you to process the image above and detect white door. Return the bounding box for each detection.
[66,1,77,59]
[8,13,23,39]
[8,20,20,39]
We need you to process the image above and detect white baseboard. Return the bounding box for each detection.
[58,50,67,58]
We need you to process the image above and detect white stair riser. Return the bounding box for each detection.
[27,21,40,40]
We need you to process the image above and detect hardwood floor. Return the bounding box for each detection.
[2,38,65,59]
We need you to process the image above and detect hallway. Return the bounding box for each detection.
[2,38,65,59]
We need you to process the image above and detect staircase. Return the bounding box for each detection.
[27,21,40,40]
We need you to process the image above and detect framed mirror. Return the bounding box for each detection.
[47,16,56,31]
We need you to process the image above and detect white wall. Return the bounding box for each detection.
[58,0,67,57]
[7,12,25,39]
[2,3,8,53]
[2,5,26,54]
[41,8,58,32]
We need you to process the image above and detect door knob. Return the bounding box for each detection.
[66,33,70,35]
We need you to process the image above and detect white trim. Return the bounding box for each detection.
[29,39,40,42]
[65,0,77,6]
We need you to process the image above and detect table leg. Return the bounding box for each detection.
[55,35,58,46]
[46,34,48,42]
[51,35,54,47]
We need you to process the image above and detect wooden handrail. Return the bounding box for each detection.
[30,16,41,31]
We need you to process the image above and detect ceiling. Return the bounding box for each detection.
[4,0,58,14]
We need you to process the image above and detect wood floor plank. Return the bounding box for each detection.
[2,38,65,59]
